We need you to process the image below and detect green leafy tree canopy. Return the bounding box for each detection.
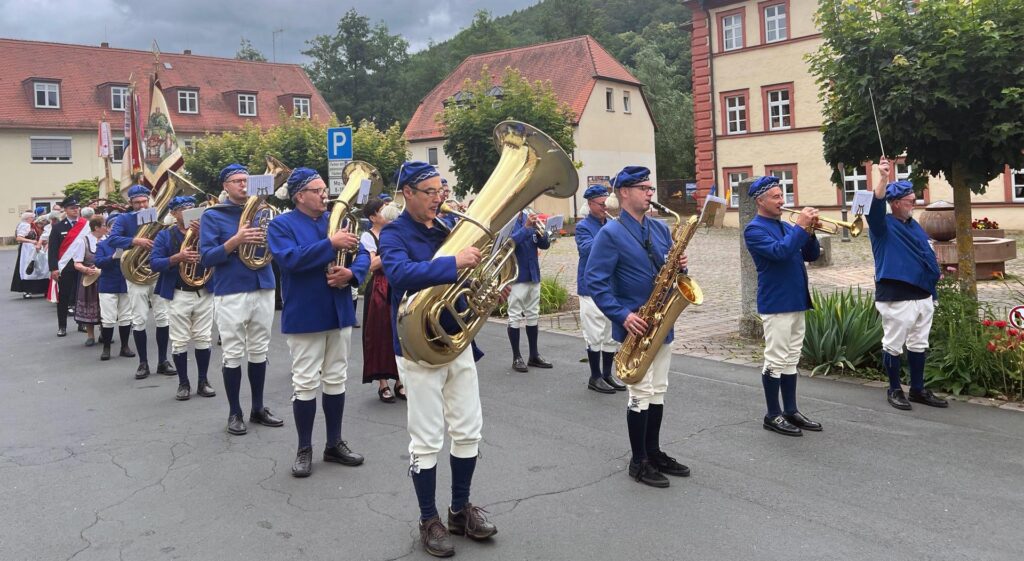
[440,67,577,197]
[63,178,125,204]
[808,0,1024,294]
[236,38,268,62]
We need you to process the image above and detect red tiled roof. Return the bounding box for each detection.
[0,38,333,134]
[404,35,652,141]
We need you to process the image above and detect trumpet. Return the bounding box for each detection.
[781,208,863,237]
[524,206,547,237]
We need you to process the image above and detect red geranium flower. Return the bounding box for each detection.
[987,341,998,352]
[982,319,993,327]
[995,320,1007,328]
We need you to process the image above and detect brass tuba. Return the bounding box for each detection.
[237,156,289,270]
[121,170,205,285]
[328,160,384,268]
[397,121,578,366]
[615,201,704,384]
[178,195,219,288]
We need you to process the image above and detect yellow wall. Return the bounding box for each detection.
[708,0,820,51]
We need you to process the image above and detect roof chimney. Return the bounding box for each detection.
[183,49,191,55]
[100,42,109,48]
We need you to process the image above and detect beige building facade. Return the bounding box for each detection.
[688,0,1024,229]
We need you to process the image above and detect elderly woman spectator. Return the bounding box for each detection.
[360,199,403,402]
[62,216,108,346]
[10,210,49,298]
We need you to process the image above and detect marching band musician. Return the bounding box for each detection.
[266,167,369,478]
[379,161,497,558]
[106,185,175,379]
[870,159,946,410]
[200,164,284,436]
[575,184,625,394]
[150,196,216,402]
[742,176,823,437]
[505,207,553,373]
[585,166,691,488]
[95,214,136,361]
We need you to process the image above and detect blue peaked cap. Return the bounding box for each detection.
[584,184,609,200]
[286,167,321,198]
[394,161,439,189]
[612,166,651,188]
[748,176,780,198]
[218,163,249,184]
[885,180,914,201]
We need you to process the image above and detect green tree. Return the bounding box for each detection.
[539,0,604,41]
[63,178,125,204]
[302,9,409,125]
[629,44,693,180]
[235,38,268,62]
[440,68,576,197]
[184,113,408,198]
[808,0,1024,296]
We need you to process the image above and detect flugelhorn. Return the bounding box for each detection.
[781,208,863,237]
[328,161,384,268]
[178,195,218,288]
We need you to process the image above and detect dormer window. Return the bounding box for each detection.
[34,82,60,108]
[293,97,310,118]
[238,93,257,116]
[111,86,128,111]
[178,90,198,114]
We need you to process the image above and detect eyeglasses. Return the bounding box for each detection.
[412,187,443,198]
[300,187,327,197]
[625,185,656,192]
[225,178,248,185]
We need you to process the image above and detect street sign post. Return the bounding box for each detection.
[327,126,353,196]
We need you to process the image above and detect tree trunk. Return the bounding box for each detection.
[951,160,977,297]
[738,178,763,339]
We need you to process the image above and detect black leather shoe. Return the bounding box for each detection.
[527,355,553,368]
[134,363,150,380]
[650,450,691,477]
[175,384,191,401]
[292,447,313,478]
[604,375,627,391]
[588,377,616,394]
[57,328,67,337]
[250,407,284,427]
[763,415,802,436]
[908,388,949,408]
[156,360,177,376]
[512,357,528,372]
[887,389,912,410]
[196,380,216,398]
[628,459,670,488]
[448,503,497,540]
[100,343,111,361]
[227,413,247,435]
[323,441,364,466]
[119,345,136,358]
[783,411,823,431]
[419,516,455,558]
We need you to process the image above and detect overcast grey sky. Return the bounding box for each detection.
[0,0,541,63]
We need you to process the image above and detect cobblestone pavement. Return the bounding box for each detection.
[535,226,1023,371]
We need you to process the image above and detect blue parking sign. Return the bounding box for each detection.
[327,127,353,160]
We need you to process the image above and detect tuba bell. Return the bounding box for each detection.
[396,121,578,366]
[327,160,384,268]
[237,156,289,270]
[121,170,206,285]
[178,194,219,288]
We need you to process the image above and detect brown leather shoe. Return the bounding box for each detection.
[419,516,454,557]
[447,503,497,540]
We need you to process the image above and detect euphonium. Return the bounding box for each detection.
[121,170,205,285]
[328,160,384,268]
[397,121,578,366]
[237,156,289,270]
[615,201,704,385]
[178,195,218,288]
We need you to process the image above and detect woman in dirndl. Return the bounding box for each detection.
[10,210,49,298]
[70,216,108,346]
[360,197,403,403]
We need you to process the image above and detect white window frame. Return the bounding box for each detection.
[725,94,747,134]
[238,94,257,116]
[728,171,749,207]
[605,88,614,111]
[427,147,438,166]
[178,90,198,114]
[34,82,60,108]
[767,89,791,131]
[30,136,72,163]
[843,165,867,204]
[111,135,125,163]
[764,4,788,43]
[111,86,128,112]
[623,91,631,114]
[722,14,743,51]
[182,138,196,154]
[1012,169,1024,202]
[293,97,310,118]
[769,169,795,206]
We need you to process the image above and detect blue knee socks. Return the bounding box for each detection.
[133,329,148,365]
[645,404,663,456]
[322,392,345,447]
[781,374,798,415]
[526,325,540,358]
[223,366,243,416]
[626,409,648,463]
[907,351,926,392]
[507,327,521,359]
[412,466,439,521]
[293,398,316,449]
[118,325,132,348]
[587,349,602,379]
[194,348,211,382]
[450,455,477,513]
[762,371,782,417]
[247,361,266,413]
[173,352,188,386]
[602,351,616,379]
[883,353,902,391]
[156,325,169,364]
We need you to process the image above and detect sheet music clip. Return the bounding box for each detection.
[357,179,371,204]
[851,191,873,216]
[182,207,204,228]
[136,207,158,225]
[246,174,275,197]
[495,215,518,249]
[699,195,727,228]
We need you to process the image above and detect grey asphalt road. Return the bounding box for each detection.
[1,253,1022,561]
